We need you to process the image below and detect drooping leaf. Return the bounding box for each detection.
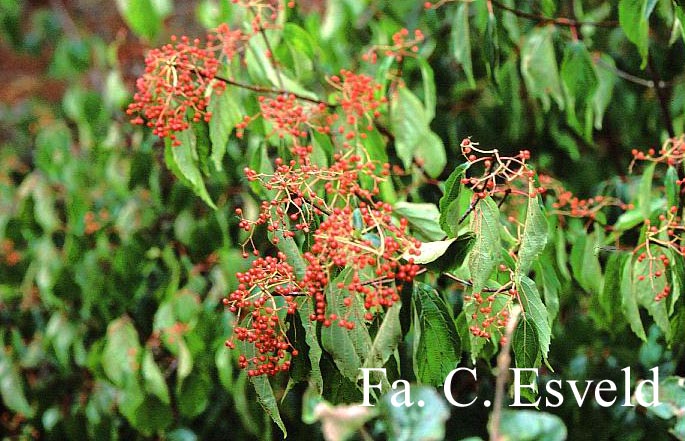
[208,89,243,171]
[164,132,216,209]
[468,197,501,293]
[621,255,647,341]
[452,2,475,88]
[520,26,564,111]
[412,283,461,386]
[517,276,551,361]
[115,0,164,41]
[638,162,656,219]
[439,163,469,237]
[619,0,655,68]
[516,184,548,277]
[560,41,599,140]
[251,375,287,437]
[142,349,170,404]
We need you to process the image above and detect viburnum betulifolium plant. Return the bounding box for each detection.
[4,0,685,439]
[121,0,685,437]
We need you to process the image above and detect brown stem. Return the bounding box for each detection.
[489,305,522,441]
[213,74,336,108]
[490,0,618,28]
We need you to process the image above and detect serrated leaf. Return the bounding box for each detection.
[599,253,629,329]
[621,256,647,341]
[439,163,469,237]
[363,303,402,369]
[452,2,475,88]
[632,249,672,339]
[164,132,216,209]
[468,197,500,293]
[516,184,548,277]
[520,26,564,111]
[514,318,539,370]
[517,276,551,361]
[592,54,616,130]
[412,283,461,386]
[208,90,243,171]
[251,375,287,437]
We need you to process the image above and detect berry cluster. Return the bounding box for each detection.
[362,28,425,63]
[126,35,226,145]
[459,138,540,200]
[303,203,421,325]
[223,253,300,376]
[630,135,685,171]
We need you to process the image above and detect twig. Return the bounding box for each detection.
[213,74,336,108]
[490,0,618,28]
[595,57,659,88]
[489,305,522,441]
[459,198,480,225]
[647,54,675,139]
[250,6,285,90]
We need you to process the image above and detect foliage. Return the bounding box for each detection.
[1,0,685,440]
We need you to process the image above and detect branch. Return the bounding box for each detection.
[213,74,337,108]
[489,305,522,441]
[490,0,618,28]
[647,54,675,139]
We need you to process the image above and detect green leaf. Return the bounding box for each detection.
[534,259,560,324]
[516,185,548,277]
[592,54,617,130]
[619,0,655,68]
[0,348,34,417]
[513,318,540,370]
[517,276,551,361]
[102,316,141,388]
[392,88,446,178]
[570,233,603,296]
[560,41,599,139]
[412,283,461,386]
[393,202,445,242]
[251,375,287,437]
[320,270,373,382]
[621,255,647,341]
[164,132,216,209]
[363,303,402,369]
[666,165,679,209]
[417,132,447,178]
[632,249,672,340]
[495,410,567,441]
[208,89,243,171]
[483,12,500,84]
[418,58,437,121]
[115,0,163,41]
[452,2,475,88]
[177,371,211,418]
[215,346,233,391]
[599,253,629,329]
[439,163,469,237]
[520,26,564,111]
[380,386,450,441]
[468,197,501,293]
[638,162,656,219]
[406,238,459,264]
[142,349,170,404]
